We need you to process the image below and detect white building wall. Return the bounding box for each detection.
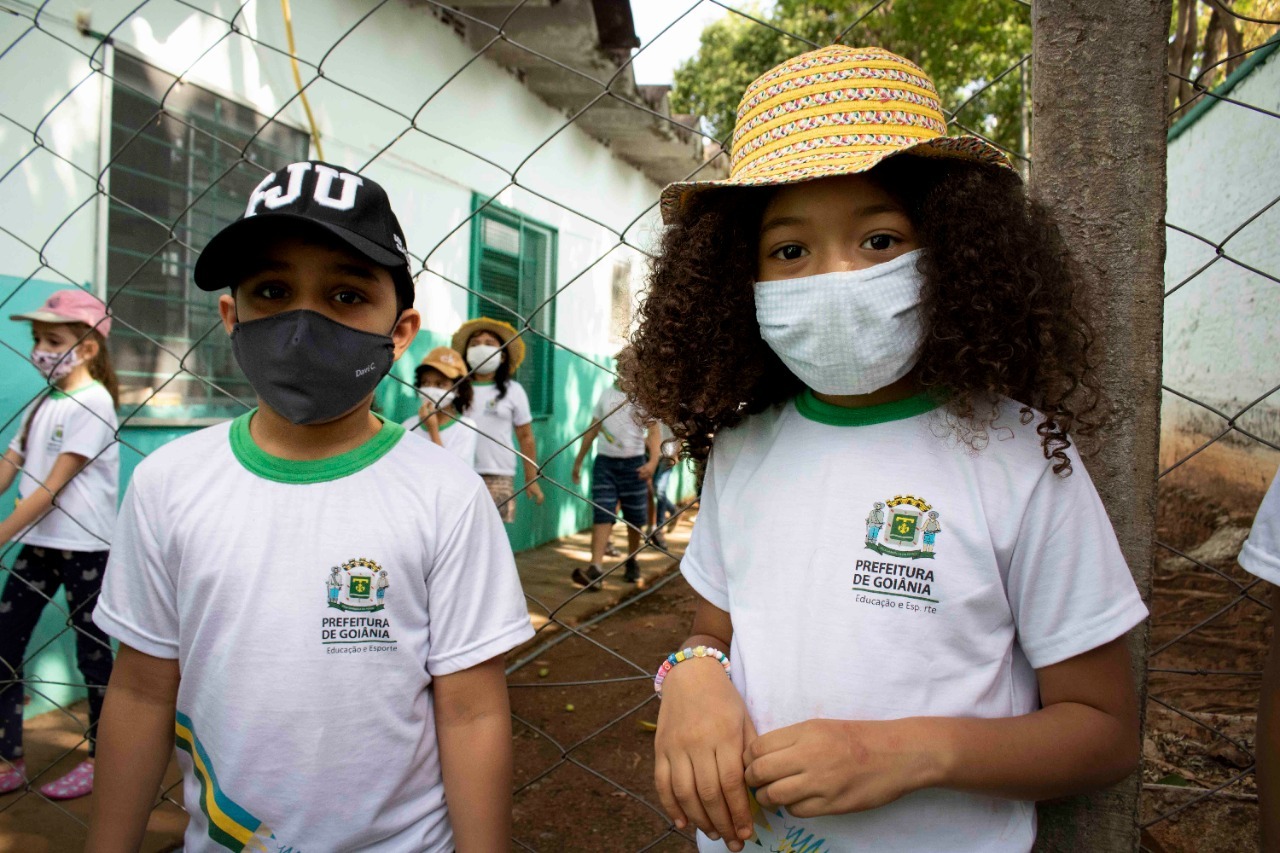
[1162,46,1280,507]
[0,0,660,360]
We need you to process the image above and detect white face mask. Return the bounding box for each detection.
[754,249,925,395]
[466,344,502,372]
[419,386,455,410]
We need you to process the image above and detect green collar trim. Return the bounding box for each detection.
[230,410,404,484]
[50,381,101,400]
[794,388,943,427]
[472,379,496,386]
[437,416,458,432]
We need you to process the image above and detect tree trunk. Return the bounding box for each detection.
[1168,0,1196,114]
[1177,0,1200,109]
[1030,0,1170,848]
[1201,5,1225,86]
[1218,0,1245,73]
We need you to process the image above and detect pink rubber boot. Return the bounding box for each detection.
[39,759,94,800]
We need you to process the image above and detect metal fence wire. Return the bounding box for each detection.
[1141,3,1280,850]
[0,0,1270,851]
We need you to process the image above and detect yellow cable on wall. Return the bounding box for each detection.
[281,0,325,160]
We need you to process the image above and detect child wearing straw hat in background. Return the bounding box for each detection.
[453,318,544,521]
[403,346,480,469]
[625,46,1148,852]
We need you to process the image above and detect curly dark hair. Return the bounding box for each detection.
[622,155,1104,475]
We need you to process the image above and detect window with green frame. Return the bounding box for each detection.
[106,52,310,419]
[468,196,558,418]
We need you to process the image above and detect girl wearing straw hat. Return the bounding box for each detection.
[627,46,1147,852]
[452,318,544,522]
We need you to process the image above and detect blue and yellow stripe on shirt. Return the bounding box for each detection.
[174,711,272,852]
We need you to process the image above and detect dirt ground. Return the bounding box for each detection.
[1140,483,1271,853]
[507,571,699,851]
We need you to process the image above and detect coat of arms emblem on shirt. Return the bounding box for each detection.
[325,558,390,612]
[864,495,941,560]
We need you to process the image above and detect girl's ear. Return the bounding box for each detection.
[76,334,100,362]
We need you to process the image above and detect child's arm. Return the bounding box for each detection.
[744,636,1140,817]
[86,644,180,853]
[1260,584,1280,851]
[434,655,514,852]
[638,421,662,483]
[570,422,602,484]
[514,422,544,504]
[0,451,91,544]
[0,448,21,494]
[654,595,757,853]
[415,401,445,447]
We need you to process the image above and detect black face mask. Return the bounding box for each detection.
[231,309,396,425]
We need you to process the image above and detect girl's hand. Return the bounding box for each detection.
[655,658,757,851]
[571,462,583,485]
[744,718,941,818]
[417,400,440,428]
[524,481,544,505]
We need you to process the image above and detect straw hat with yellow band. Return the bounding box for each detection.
[660,45,1014,222]
[451,317,527,372]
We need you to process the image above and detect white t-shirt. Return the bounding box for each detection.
[593,386,647,459]
[1240,470,1280,585]
[93,412,534,853]
[9,382,119,551]
[466,381,532,476]
[401,412,480,470]
[683,391,1148,853]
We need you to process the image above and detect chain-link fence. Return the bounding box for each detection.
[1141,3,1280,850]
[0,0,1268,851]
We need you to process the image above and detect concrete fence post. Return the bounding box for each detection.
[1029,1,1171,850]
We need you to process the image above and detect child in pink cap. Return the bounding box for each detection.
[0,288,120,801]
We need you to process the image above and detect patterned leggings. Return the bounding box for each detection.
[0,546,113,760]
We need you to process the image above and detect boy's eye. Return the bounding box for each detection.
[334,290,367,306]
[770,244,808,261]
[253,283,289,300]
[861,234,898,251]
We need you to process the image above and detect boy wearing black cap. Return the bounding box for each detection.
[86,162,533,852]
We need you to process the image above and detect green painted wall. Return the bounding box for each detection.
[2,278,691,719]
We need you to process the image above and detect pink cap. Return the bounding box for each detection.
[9,289,112,338]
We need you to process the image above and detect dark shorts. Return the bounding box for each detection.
[592,454,648,526]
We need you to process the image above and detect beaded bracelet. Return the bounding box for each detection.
[653,645,731,694]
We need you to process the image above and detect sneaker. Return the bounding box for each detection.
[604,542,620,557]
[623,558,642,583]
[0,759,26,795]
[571,565,605,590]
[652,529,669,549]
[39,759,94,800]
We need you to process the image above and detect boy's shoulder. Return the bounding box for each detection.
[384,421,485,487]
[132,420,235,478]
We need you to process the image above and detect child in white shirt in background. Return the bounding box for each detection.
[570,378,661,590]
[1237,474,1280,851]
[453,317,544,522]
[0,289,119,801]
[403,346,480,469]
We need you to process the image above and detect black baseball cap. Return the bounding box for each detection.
[194,160,414,303]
